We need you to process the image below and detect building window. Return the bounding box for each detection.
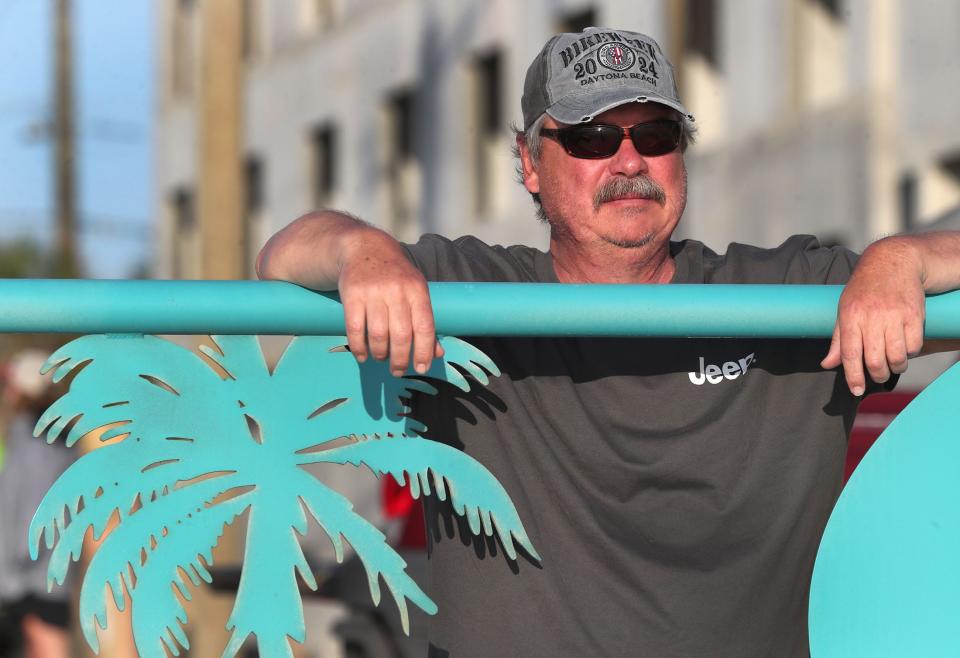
[171,0,195,95]
[171,187,196,279]
[477,52,502,136]
[557,7,597,33]
[385,89,420,233]
[473,50,505,217]
[242,0,262,60]
[899,172,917,232]
[389,91,416,162]
[678,0,725,145]
[245,157,264,217]
[243,157,265,276]
[917,151,960,225]
[311,124,337,208]
[941,152,960,183]
[812,0,843,21]
[174,188,195,233]
[686,0,718,69]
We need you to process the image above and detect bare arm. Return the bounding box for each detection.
[907,231,960,355]
[256,210,374,290]
[257,210,442,375]
[821,231,960,394]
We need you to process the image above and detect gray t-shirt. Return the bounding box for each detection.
[403,234,873,658]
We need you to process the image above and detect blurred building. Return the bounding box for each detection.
[150,1,959,653]
[154,0,960,281]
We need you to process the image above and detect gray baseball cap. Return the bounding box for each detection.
[521,27,693,130]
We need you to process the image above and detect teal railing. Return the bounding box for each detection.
[4,279,960,336]
[2,280,959,657]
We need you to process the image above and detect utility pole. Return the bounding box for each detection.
[188,4,247,655]
[54,0,79,277]
[198,0,244,279]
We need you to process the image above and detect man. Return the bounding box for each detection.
[0,350,72,658]
[258,28,960,657]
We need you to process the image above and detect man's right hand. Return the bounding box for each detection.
[337,230,443,376]
[257,211,443,376]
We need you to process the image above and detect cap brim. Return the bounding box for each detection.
[547,88,693,125]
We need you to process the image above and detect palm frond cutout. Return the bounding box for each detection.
[29,333,535,657]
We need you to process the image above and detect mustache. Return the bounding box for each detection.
[593,176,666,209]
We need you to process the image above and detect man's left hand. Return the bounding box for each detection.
[820,237,926,396]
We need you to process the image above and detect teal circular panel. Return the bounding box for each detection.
[809,361,960,657]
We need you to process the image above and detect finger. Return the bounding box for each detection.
[905,316,924,357]
[838,321,866,396]
[409,290,438,374]
[861,322,890,385]
[388,297,414,377]
[435,339,445,359]
[820,324,842,369]
[366,300,390,361]
[885,324,909,375]
[343,297,368,363]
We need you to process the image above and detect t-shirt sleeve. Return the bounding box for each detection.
[704,234,860,285]
[401,233,547,282]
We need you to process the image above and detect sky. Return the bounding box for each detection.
[0,0,152,279]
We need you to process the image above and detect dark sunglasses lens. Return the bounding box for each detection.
[630,121,681,155]
[561,126,623,158]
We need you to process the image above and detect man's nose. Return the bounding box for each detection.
[608,135,649,177]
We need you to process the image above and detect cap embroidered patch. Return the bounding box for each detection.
[597,43,635,72]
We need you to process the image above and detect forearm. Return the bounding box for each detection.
[867,231,960,294]
[858,232,960,356]
[256,210,401,290]
[257,209,439,373]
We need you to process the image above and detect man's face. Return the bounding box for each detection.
[519,102,687,252]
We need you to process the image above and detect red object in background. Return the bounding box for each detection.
[382,475,427,549]
[845,391,917,483]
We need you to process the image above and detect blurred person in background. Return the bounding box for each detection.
[258,27,960,657]
[0,350,72,658]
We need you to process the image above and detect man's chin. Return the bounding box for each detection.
[603,234,654,249]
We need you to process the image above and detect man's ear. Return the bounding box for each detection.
[517,134,540,194]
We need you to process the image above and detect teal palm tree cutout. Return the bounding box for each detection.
[29,333,539,658]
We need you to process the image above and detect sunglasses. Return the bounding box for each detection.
[539,119,682,159]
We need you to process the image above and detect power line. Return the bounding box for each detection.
[0,207,151,241]
[20,115,146,144]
